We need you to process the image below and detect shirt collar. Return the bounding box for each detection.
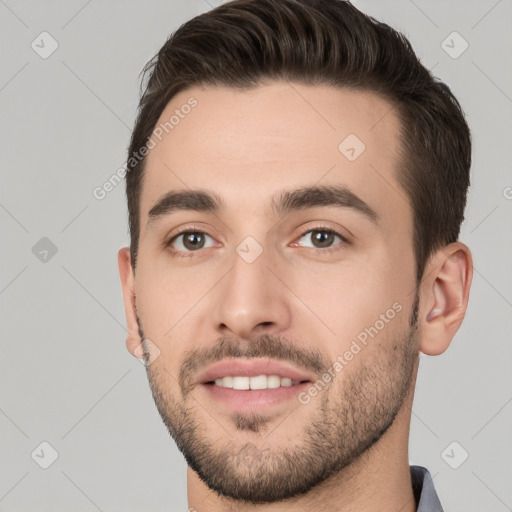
[410,466,444,512]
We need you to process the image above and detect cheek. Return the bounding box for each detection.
[135,247,204,318]
[288,255,410,350]
[134,253,220,350]
[134,260,181,342]
[134,269,191,385]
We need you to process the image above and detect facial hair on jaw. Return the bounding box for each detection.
[136,293,420,504]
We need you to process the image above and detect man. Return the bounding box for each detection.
[117,0,473,510]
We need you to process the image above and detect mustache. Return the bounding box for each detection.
[179,334,331,397]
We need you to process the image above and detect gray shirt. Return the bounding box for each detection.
[411,466,444,512]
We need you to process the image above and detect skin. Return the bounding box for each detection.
[118,82,473,511]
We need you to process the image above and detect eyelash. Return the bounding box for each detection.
[165,225,349,258]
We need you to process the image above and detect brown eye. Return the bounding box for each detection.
[169,231,214,253]
[297,229,344,250]
[311,230,336,248]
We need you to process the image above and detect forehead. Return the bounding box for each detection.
[140,82,410,233]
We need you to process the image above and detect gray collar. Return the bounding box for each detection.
[410,466,444,512]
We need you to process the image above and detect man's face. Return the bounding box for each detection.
[131,83,419,502]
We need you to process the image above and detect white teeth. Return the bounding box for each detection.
[249,375,267,389]
[280,377,292,387]
[267,375,281,388]
[213,374,301,389]
[232,376,250,390]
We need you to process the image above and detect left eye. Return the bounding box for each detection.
[169,231,216,252]
[296,229,345,250]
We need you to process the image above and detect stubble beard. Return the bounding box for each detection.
[139,296,420,504]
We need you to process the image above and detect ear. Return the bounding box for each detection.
[117,247,144,359]
[418,242,473,355]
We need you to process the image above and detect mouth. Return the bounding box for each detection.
[197,358,315,411]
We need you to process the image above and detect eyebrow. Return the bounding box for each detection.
[146,185,378,228]
[272,185,378,222]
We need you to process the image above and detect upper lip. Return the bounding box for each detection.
[198,358,316,384]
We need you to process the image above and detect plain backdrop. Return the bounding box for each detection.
[1,1,511,511]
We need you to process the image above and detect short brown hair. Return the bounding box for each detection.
[125,0,471,281]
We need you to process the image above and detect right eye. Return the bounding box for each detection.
[166,230,216,256]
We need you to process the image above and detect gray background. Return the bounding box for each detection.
[1,0,511,510]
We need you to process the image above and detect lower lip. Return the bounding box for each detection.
[201,382,311,411]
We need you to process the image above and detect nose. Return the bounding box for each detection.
[211,244,292,340]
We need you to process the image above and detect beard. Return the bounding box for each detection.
[137,294,420,504]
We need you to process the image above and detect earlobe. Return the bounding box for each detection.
[117,247,143,358]
[419,242,473,356]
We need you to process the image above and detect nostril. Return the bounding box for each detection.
[255,321,274,330]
